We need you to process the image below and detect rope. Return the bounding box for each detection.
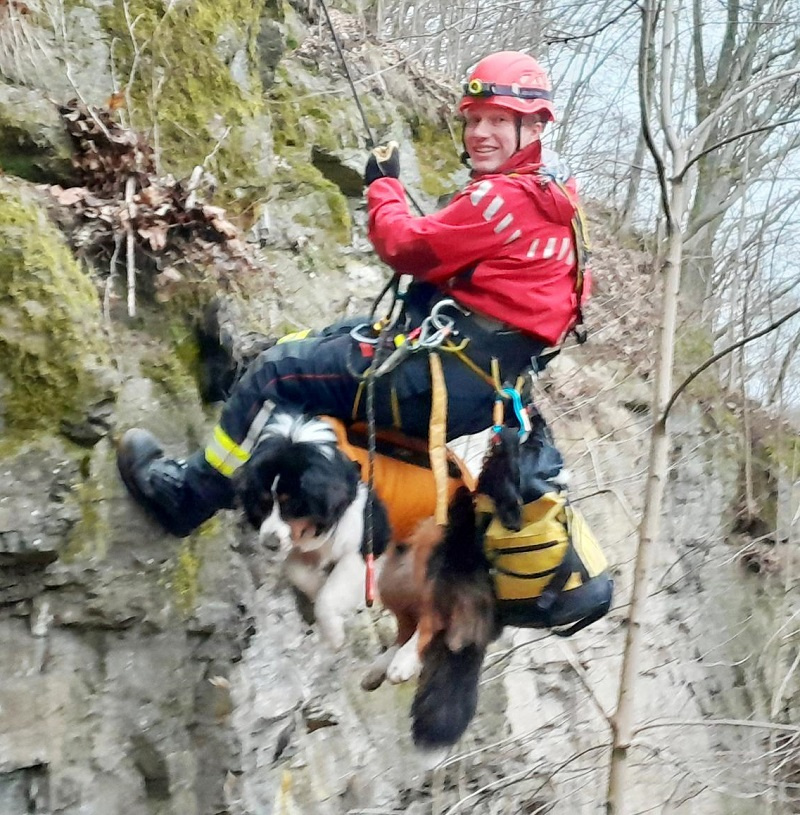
[316,0,426,216]
[360,320,395,607]
[364,365,378,606]
[317,0,376,149]
[428,352,449,526]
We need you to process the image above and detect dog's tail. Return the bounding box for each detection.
[410,486,498,750]
[410,634,486,749]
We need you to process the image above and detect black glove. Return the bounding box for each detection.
[364,141,400,186]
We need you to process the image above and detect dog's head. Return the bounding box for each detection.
[235,414,360,542]
[476,409,565,531]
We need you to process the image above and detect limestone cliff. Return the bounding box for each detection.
[0,3,797,814]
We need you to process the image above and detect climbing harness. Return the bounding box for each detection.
[552,179,591,346]
[428,352,449,526]
[373,298,468,377]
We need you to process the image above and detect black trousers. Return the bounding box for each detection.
[180,311,547,528]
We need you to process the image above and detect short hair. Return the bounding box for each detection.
[521,113,547,129]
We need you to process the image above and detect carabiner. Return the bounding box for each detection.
[349,322,379,345]
[502,387,531,440]
[429,298,468,330]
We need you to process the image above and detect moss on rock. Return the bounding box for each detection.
[98,0,273,203]
[0,183,115,440]
[172,538,201,616]
[410,116,462,199]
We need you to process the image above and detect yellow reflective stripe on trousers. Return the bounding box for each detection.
[204,400,275,477]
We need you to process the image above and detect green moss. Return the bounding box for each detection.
[270,153,352,244]
[410,116,462,198]
[0,187,113,439]
[764,432,800,473]
[172,538,201,616]
[98,0,269,202]
[139,322,200,399]
[63,476,109,561]
[267,64,348,154]
[673,323,716,398]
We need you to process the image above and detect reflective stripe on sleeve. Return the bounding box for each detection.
[205,425,248,476]
[204,400,276,477]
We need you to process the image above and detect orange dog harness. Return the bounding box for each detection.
[321,417,474,540]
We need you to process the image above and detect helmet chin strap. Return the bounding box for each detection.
[460,123,471,167]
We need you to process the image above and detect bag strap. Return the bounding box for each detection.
[535,538,580,612]
[551,602,611,638]
[535,499,586,612]
[552,180,590,344]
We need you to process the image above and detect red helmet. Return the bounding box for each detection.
[459,51,556,122]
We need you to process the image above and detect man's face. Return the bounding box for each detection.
[463,104,543,174]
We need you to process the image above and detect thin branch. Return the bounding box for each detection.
[638,1,671,225]
[688,66,800,153]
[635,718,800,736]
[676,116,800,181]
[663,302,800,419]
[546,0,641,46]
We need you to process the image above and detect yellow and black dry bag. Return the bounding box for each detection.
[478,492,613,636]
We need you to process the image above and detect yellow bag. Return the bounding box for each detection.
[478,492,613,636]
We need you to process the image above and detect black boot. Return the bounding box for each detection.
[117,429,207,537]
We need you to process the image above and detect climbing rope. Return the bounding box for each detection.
[316,0,426,216]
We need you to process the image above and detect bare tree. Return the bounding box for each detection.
[605,0,800,811]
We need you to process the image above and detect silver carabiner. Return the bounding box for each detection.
[429,298,468,331]
[349,323,379,345]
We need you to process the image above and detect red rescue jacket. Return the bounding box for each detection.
[367,140,587,346]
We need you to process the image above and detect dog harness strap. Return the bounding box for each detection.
[428,351,449,526]
[204,400,275,477]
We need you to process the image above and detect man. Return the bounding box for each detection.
[117,50,587,537]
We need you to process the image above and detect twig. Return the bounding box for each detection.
[557,640,614,729]
[663,303,800,420]
[104,233,124,323]
[124,175,137,317]
[202,125,232,169]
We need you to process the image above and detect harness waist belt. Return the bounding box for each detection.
[464,309,518,335]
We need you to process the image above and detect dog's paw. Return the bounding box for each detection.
[316,616,347,651]
[360,646,398,692]
[387,640,421,684]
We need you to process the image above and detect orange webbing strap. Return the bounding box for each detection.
[428,351,449,526]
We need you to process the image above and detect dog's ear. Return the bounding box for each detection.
[233,435,290,529]
[299,450,359,523]
[476,428,522,531]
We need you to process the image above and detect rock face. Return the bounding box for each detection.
[0,4,798,815]
[0,181,117,444]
